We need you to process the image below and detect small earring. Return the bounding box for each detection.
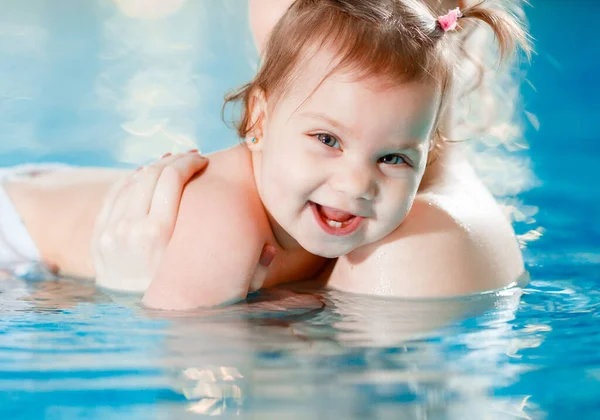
[251,137,258,144]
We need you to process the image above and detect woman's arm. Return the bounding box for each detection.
[4,153,208,279]
[92,152,209,290]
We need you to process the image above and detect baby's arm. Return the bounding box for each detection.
[142,176,269,310]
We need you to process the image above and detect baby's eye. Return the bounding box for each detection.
[315,133,340,149]
[379,154,408,166]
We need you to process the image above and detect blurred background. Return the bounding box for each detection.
[0,0,256,166]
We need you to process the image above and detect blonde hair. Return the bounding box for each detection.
[224,0,531,165]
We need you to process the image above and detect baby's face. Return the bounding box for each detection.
[252,49,440,257]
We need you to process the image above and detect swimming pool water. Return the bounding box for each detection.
[1,262,598,418]
[1,1,599,418]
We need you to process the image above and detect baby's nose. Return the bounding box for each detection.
[330,167,377,201]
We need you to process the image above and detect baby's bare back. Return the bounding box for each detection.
[4,146,324,307]
[3,147,254,280]
[5,167,128,277]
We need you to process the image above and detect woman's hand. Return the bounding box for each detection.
[91,151,209,292]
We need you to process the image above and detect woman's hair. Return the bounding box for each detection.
[223,0,531,164]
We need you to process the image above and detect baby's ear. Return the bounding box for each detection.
[246,88,268,151]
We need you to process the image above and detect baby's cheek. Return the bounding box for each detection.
[277,158,310,189]
[386,190,416,231]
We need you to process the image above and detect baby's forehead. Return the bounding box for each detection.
[275,48,338,100]
[276,46,436,106]
[269,50,441,141]
[277,56,434,113]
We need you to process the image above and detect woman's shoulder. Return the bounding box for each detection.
[329,162,524,297]
[399,165,525,295]
[417,159,519,254]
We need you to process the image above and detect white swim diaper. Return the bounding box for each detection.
[0,163,69,278]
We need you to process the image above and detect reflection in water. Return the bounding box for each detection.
[4,260,599,419]
[0,273,551,418]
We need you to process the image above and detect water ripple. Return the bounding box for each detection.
[1,248,599,418]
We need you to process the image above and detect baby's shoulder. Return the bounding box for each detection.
[178,158,267,243]
[143,150,270,309]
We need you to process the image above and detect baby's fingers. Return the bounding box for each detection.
[248,244,277,292]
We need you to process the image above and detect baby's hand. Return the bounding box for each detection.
[91,151,208,292]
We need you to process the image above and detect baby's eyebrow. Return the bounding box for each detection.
[297,111,348,132]
[391,138,428,152]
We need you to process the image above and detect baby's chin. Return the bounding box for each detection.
[301,241,357,259]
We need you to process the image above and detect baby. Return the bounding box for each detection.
[2,0,530,309]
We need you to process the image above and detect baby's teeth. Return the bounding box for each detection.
[326,220,342,228]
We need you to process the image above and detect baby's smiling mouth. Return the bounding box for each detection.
[309,202,364,236]
[318,204,354,225]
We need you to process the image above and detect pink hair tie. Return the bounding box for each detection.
[437,7,463,32]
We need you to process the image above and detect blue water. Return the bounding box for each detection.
[1,1,599,418]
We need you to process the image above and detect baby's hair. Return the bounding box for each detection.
[223,0,531,163]
[441,0,535,198]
